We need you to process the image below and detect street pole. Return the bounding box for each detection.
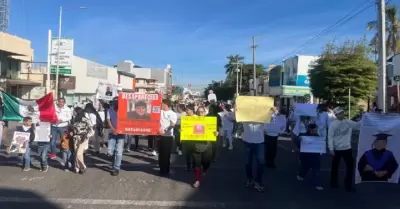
[377,0,387,113]
[236,69,239,96]
[55,6,63,100]
[46,29,52,94]
[348,88,351,118]
[251,36,257,96]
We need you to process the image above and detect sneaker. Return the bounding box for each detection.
[64,168,70,172]
[296,175,304,181]
[111,169,119,176]
[245,180,254,188]
[79,169,86,175]
[149,150,157,156]
[125,149,131,153]
[228,145,233,150]
[177,150,182,155]
[254,183,265,192]
[41,166,49,172]
[22,167,30,172]
[49,154,56,159]
[222,143,226,148]
[315,186,324,191]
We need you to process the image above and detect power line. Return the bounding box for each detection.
[274,0,375,63]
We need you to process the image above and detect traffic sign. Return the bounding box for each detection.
[394,75,400,81]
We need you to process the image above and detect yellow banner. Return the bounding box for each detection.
[180,116,217,141]
[235,96,274,123]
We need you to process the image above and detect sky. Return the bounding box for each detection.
[7,0,399,90]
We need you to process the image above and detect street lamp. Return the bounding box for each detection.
[235,68,240,96]
[54,6,88,99]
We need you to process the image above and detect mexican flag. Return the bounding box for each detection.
[1,91,58,123]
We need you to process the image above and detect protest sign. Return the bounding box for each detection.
[235,96,274,123]
[96,82,118,101]
[294,103,318,117]
[117,92,162,135]
[300,136,326,154]
[355,113,400,184]
[9,131,30,154]
[34,122,51,142]
[180,116,217,141]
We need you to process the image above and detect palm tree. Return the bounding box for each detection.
[224,54,244,77]
[367,5,400,56]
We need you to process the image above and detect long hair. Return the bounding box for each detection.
[73,107,85,123]
[84,103,103,127]
[207,104,219,116]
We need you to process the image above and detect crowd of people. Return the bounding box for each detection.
[2,94,383,193]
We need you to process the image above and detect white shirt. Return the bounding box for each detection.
[176,112,186,125]
[85,113,97,126]
[98,111,105,122]
[242,122,265,144]
[265,113,280,137]
[207,93,217,102]
[53,105,72,127]
[328,119,361,151]
[316,111,329,137]
[160,110,178,136]
[221,110,234,130]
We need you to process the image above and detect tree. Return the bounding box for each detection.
[171,85,184,95]
[224,54,244,78]
[309,38,378,117]
[367,4,400,56]
[204,80,235,101]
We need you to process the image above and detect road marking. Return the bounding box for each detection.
[0,197,255,208]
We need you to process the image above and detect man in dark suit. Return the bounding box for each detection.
[127,100,151,120]
[105,86,113,97]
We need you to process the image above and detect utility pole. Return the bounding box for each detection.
[251,36,258,96]
[377,0,387,113]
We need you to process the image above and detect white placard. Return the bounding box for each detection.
[294,103,318,117]
[0,123,3,142]
[300,136,326,153]
[96,82,119,101]
[50,38,74,66]
[355,113,400,184]
[9,131,31,154]
[34,122,51,142]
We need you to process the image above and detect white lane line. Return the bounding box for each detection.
[0,197,253,208]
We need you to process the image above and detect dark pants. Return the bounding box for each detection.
[183,142,194,169]
[148,135,157,150]
[157,136,173,174]
[192,147,212,173]
[174,127,182,150]
[211,141,217,161]
[330,148,354,189]
[265,135,278,166]
[298,153,321,186]
[244,141,265,185]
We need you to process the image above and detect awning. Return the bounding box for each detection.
[6,79,42,86]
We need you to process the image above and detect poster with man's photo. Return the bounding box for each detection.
[355,113,400,184]
[96,82,118,101]
[117,92,162,135]
[9,132,31,154]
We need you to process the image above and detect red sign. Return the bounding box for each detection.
[117,92,162,135]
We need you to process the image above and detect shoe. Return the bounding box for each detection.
[192,181,200,188]
[245,180,254,188]
[111,169,119,176]
[41,166,49,172]
[222,143,226,148]
[64,168,70,172]
[315,186,324,191]
[149,150,157,156]
[79,169,86,175]
[95,151,100,155]
[177,150,182,155]
[125,149,131,153]
[228,145,233,150]
[22,167,30,172]
[296,175,304,181]
[49,154,56,159]
[254,182,264,193]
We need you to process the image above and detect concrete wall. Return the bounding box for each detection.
[0,32,33,61]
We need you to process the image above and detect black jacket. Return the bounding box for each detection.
[16,125,35,145]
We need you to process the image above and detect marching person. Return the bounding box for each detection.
[328,107,360,192]
[106,97,125,176]
[264,106,281,168]
[221,104,234,150]
[208,104,223,162]
[72,107,94,174]
[158,99,177,176]
[84,103,104,155]
[174,104,186,155]
[50,98,72,159]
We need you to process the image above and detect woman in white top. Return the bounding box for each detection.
[222,104,235,150]
[316,104,329,138]
[84,103,104,154]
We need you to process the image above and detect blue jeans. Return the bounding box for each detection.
[50,126,67,155]
[23,144,31,168]
[298,153,322,187]
[108,134,125,170]
[61,149,72,167]
[37,142,50,167]
[244,141,265,185]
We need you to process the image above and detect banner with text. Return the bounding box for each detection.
[117,92,162,135]
[180,116,217,141]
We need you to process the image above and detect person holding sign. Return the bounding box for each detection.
[357,133,399,182]
[107,97,125,176]
[16,117,36,172]
[328,107,360,192]
[296,124,324,191]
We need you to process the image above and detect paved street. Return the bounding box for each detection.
[0,124,399,209]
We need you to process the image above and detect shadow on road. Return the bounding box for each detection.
[0,188,62,209]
